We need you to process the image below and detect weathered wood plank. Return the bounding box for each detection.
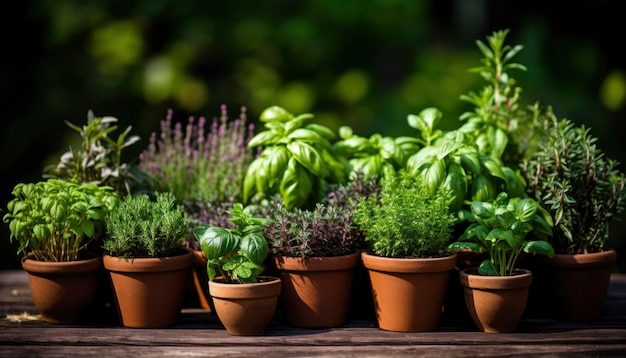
[1,270,625,357]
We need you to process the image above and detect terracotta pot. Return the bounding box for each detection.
[361,252,457,332]
[191,249,213,311]
[209,276,281,336]
[541,249,617,321]
[272,251,360,328]
[459,268,532,333]
[21,253,102,324]
[103,250,194,328]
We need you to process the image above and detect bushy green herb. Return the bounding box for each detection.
[3,179,121,262]
[193,203,269,284]
[522,113,626,254]
[44,110,148,197]
[103,192,189,258]
[353,169,456,258]
[449,192,554,276]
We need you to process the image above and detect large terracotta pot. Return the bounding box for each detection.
[272,251,360,328]
[21,253,102,324]
[459,268,532,333]
[103,250,194,328]
[361,252,457,332]
[541,249,617,321]
[209,276,281,336]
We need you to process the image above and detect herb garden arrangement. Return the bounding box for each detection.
[4,28,626,333]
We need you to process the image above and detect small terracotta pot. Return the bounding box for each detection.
[541,249,617,321]
[22,253,102,324]
[459,268,532,333]
[272,251,360,328]
[103,250,194,328]
[209,276,281,336]
[362,252,457,332]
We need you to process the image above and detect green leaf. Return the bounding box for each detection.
[198,227,240,261]
[280,158,313,210]
[423,158,446,194]
[478,259,498,276]
[305,123,336,140]
[247,130,283,148]
[514,198,537,222]
[240,231,269,264]
[260,106,293,122]
[523,240,555,258]
[287,141,325,177]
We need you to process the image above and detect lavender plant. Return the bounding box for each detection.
[139,105,256,229]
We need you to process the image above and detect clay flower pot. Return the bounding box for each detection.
[541,249,617,321]
[21,253,102,324]
[459,268,532,333]
[209,276,281,336]
[272,251,360,328]
[361,252,457,332]
[103,250,194,328]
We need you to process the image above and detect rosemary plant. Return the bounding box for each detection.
[522,112,626,254]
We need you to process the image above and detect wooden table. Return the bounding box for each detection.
[1,270,625,357]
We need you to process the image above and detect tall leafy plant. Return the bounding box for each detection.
[44,110,147,197]
[243,106,346,210]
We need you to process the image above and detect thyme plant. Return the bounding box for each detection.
[353,169,456,258]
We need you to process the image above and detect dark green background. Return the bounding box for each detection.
[2,1,625,271]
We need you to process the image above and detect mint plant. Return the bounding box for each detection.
[192,203,269,284]
[449,192,554,276]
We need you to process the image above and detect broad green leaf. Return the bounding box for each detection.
[199,227,239,260]
[514,198,537,222]
[305,123,336,140]
[265,146,289,188]
[287,141,325,177]
[480,155,507,181]
[247,130,283,148]
[423,158,446,194]
[478,260,498,276]
[260,106,293,122]
[471,174,496,202]
[523,240,555,258]
[419,107,442,130]
[240,231,269,264]
[243,158,262,203]
[442,162,468,212]
[280,158,313,210]
[447,241,485,253]
[460,152,482,176]
[380,137,404,165]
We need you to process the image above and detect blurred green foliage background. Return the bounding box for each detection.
[2,0,625,270]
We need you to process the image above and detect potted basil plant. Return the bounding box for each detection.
[193,203,281,336]
[3,178,120,324]
[448,192,554,332]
